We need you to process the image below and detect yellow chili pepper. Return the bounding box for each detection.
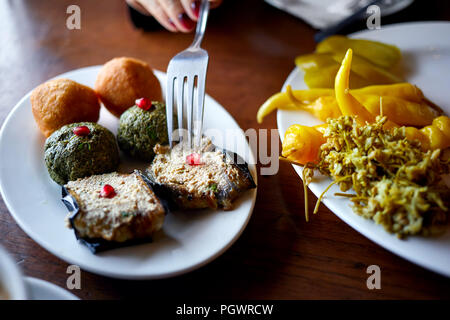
[285,85,341,122]
[421,125,447,150]
[354,83,424,103]
[295,53,338,89]
[296,53,373,89]
[296,52,394,89]
[256,92,292,124]
[303,64,340,88]
[332,51,403,85]
[316,35,401,69]
[335,49,402,130]
[304,64,374,89]
[432,116,450,139]
[282,124,327,165]
[295,53,336,72]
[407,116,450,150]
[304,96,341,122]
[335,49,376,124]
[256,87,333,123]
[296,36,403,89]
[352,94,438,127]
[403,127,430,150]
[284,88,435,126]
[257,82,438,126]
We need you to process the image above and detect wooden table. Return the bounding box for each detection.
[1,0,450,300]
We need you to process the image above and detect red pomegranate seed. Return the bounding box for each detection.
[135,98,153,111]
[100,184,116,198]
[186,153,202,165]
[73,126,90,136]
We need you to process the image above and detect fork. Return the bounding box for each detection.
[166,0,210,148]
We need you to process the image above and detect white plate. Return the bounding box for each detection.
[0,66,257,280]
[0,245,27,300]
[277,22,450,277]
[25,277,79,300]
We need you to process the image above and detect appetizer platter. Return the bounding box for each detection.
[266,22,450,277]
[0,61,257,279]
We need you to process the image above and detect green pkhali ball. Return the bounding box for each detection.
[44,122,120,185]
[117,102,169,161]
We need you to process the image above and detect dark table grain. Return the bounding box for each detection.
[1,0,450,300]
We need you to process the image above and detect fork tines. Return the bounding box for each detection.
[166,51,209,149]
[166,0,210,150]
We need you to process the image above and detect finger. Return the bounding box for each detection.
[180,0,199,21]
[138,0,179,32]
[126,0,151,15]
[181,0,222,21]
[157,0,196,33]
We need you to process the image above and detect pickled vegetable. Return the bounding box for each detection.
[316,35,401,69]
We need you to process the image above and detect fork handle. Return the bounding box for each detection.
[190,0,210,49]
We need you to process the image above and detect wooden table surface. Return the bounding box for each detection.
[1,0,450,300]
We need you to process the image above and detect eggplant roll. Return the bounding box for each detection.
[62,170,166,252]
[146,138,256,210]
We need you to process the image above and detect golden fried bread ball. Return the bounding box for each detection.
[94,57,162,117]
[31,79,100,137]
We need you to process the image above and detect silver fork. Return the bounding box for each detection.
[166,0,210,148]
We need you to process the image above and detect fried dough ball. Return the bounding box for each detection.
[94,57,162,117]
[31,79,100,137]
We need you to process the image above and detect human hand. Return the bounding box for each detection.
[126,0,222,32]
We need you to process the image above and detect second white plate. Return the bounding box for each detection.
[25,277,79,300]
[277,22,450,277]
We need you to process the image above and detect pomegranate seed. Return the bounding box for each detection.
[135,98,153,111]
[186,153,202,165]
[73,126,90,136]
[100,184,116,198]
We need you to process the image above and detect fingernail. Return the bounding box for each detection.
[168,18,176,28]
[191,0,201,18]
[178,13,195,30]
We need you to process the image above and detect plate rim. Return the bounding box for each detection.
[0,65,258,280]
[25,277,80,300]
[277,21,450,278]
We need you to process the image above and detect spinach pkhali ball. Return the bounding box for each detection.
[117,100,169,161]
[44,122,120,185]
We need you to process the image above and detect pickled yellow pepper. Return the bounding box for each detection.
[405,116,450,150]
[316,35,401,69]
[296,36,403,89]
[257,82,437,126]
[281,49,450,164]
[334,49,377,124]
[282,124,327,164]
